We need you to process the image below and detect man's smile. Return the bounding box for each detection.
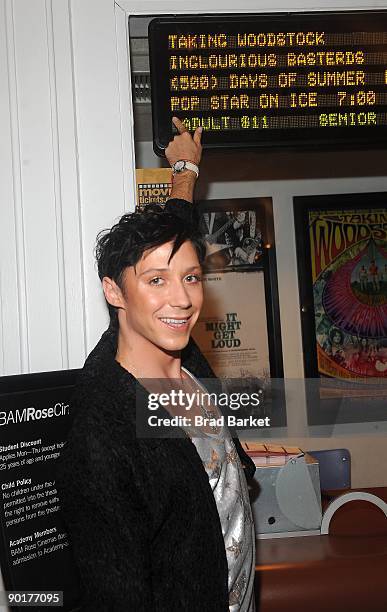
[158,315,192,330]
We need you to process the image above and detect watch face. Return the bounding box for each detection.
[174,161,185,172]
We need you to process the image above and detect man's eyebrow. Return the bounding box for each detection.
[138,265,202,277]
[138,267,169,277]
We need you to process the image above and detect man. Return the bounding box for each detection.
[56,118,256,611]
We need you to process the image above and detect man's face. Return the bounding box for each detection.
[109,240,203,353]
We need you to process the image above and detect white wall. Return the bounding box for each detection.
[1,0,87,374]
[1,0,387,485]
[0,0,134,374]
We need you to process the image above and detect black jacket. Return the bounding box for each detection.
[57,200,255,612]
[56,325,255,612]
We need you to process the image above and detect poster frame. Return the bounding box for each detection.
[294,191,387,426]
[198,198,284,380]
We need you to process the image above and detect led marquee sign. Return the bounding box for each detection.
[148,12,387,154]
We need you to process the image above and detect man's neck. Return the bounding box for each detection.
[115,329,183,379]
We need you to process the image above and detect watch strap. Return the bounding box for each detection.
[172,160,199,177]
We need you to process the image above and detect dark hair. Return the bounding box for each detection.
[95,205,206,325]
[329,327,344,345]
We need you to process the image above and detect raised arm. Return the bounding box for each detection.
[165,117,202,203]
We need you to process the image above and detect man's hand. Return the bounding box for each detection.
[166,117,203,203]
[165,117,202,167]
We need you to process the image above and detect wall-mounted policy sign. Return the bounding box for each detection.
[0,371,81,611]
[149,11,387,154]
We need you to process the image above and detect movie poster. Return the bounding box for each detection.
[310,208,387,379]
[136,168,172,209]
[198,209,264,272]
[191,271,270,380]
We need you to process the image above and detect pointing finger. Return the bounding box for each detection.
[172,116,187,134]
[193,126,203,146]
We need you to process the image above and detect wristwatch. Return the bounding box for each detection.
[172,160,199,178]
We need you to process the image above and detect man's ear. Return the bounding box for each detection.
[102,277,125,309]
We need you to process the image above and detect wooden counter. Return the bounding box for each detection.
[255,488,387,612]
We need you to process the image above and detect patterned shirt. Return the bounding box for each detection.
[181,368,255,611]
